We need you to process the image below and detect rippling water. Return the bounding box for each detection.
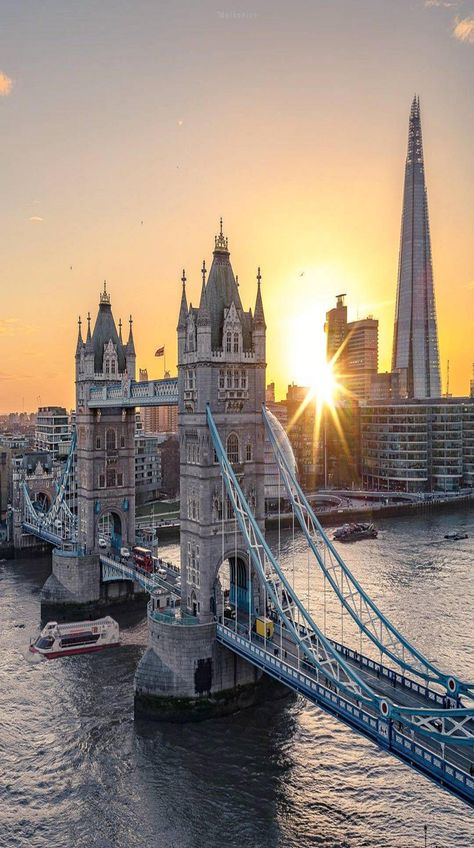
[1,510,474,847]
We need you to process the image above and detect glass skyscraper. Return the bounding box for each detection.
[392,96,441,399]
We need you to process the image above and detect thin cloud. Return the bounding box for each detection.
[425,1,459,7]
[29,216,44,222]
[0,371,33,382]
[453,16,474,43]
[0,71,13,96]
[0,318,33,337]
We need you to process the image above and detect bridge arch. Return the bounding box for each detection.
[32,491,51,513]
[213,549,262,625]
[97,508,124,552]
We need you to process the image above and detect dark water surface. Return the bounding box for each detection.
[1,510,474,847]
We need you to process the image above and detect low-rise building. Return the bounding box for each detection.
[35,406,72,460]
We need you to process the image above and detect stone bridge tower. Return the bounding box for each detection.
[177,221,266,622]
[75,283,136,554]
[135,222,273,720]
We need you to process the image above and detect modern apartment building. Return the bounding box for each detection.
[361,399,474,492]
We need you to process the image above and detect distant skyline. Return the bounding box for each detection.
[1,0,473,412]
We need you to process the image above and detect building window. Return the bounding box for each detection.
[233,371,240,388]
[246,443,252,462]
[227,432,239,464]
[226,332,232,353]
[106,468,116,487]
[96,436,101,449]
[219,370,225,389]
[120,435,125,448]
[106,429,116,451]
[241,370,247,389]
[226,369,232,388]
[117,472,123,486]
[105,361,110,375]
[233,333,239,353]
[111,360,116,374]
[98,473,105,488]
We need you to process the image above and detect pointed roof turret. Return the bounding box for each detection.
[197,260,211,326]
[177,269,188,330]
[118,318,123,344]
[205,220,253,348]
[254,266,266,328]
[90,283,126,371]
[76,316,83,355]
[126,315,136,355]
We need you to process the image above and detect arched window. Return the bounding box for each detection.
[246,443,252,462]
[106,429,116,451]
[226,332,232,353]
[226,432,239,464]
[106,468,116,488]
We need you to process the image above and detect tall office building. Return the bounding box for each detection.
[325,293,347,374]
[345,317,378,400]
[391,96,441,399]
[325,295,378,401]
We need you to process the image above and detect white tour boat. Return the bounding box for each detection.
[30,616,120,659]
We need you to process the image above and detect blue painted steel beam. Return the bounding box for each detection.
[217,625,474,808]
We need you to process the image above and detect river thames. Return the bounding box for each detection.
[1,510,474,848]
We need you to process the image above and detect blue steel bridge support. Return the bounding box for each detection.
[207,405,474,808]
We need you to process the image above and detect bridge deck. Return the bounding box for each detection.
[217,622,474,807]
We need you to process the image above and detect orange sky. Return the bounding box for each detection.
[0,1,473,412]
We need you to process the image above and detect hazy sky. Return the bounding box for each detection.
[1,0,473,411]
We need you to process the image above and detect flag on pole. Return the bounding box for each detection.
[155,346,165,357]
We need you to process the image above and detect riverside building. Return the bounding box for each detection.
[361,398,474,493]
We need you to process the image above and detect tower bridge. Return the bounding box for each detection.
[22,221,474,807]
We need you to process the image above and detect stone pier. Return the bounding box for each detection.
[41,549,146,620]
[134,613,285,721]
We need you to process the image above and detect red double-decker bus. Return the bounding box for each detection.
[132,546,154,573]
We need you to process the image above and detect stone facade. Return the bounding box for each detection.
[135,223,270,719]
[75,285,136,554]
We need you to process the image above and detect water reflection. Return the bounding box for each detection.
[1,508,474,846]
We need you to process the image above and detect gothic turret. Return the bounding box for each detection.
[90,282,126,376]
[125,315,136,379]
[76,316,84,357]
[253,267,266,361]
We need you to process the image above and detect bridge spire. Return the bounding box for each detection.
[197,260,210,326]
[254,266,266,328]
[214,216,229,254]
[126,314,135,355]
[177,268,188,331]
[118,317,123,343]
[100,279,110,305]
[76,316,83,354]
[86,311,92,346]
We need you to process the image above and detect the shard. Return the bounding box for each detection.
[391,96,441,398]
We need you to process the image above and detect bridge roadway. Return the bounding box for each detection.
[99,552,181,598]
[217,620,474,806]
